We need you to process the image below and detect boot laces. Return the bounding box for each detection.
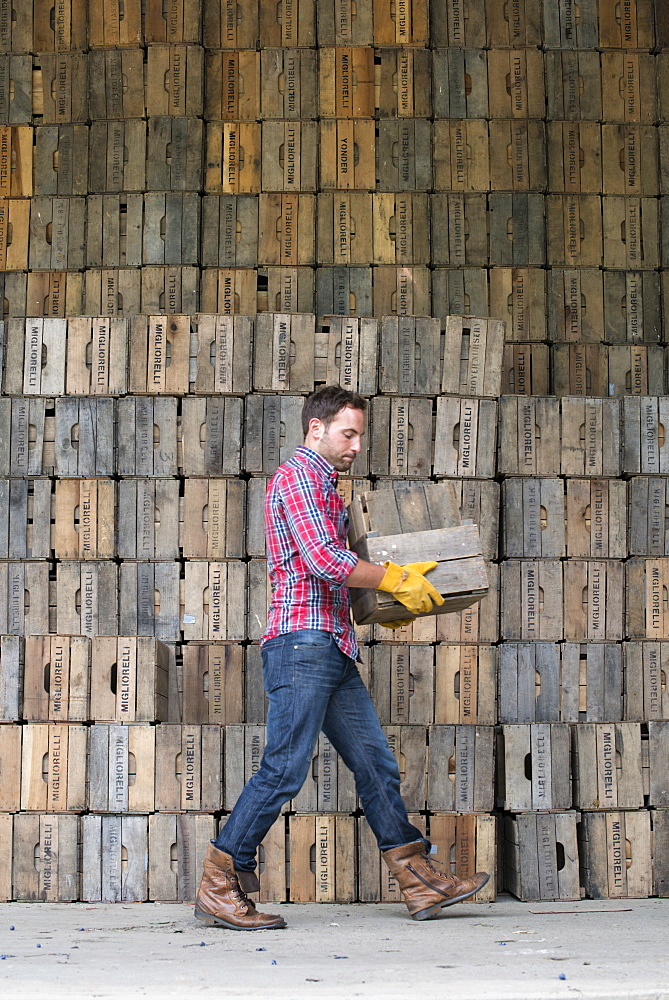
[226,866,250,910]
[421,852,454,881]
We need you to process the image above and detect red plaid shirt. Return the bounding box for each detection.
[262,446,359,659]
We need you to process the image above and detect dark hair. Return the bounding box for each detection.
[302,385,367,436]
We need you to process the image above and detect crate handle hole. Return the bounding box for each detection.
[43,661,50,694]
[110,661,117,694]
[41,751,49,784]
[170,842,177,872]
[202,670,209,697]
[523,753,532,781]
[556,841,566,871]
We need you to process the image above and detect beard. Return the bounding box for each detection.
[318,434,357,472]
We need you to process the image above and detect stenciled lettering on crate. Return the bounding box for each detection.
[0,198,30,269]
[434,645,497,725]
[13,814,79,901]
[205,122,261,194]
[223,723,266,809]
[602,124,659,196]
[368,644,435,725]
[117,479,179,560]
[23,635,89,722]
[181,479,245,560]
[88,723,155,813]
[145,45,203,117]
[261,121,318,192]
[0,478,51,559]
[429,0,486,46]
[142,192,200,266]
[5,272,82,319]
[372,192,430,264]
[630,479,669,557]
[552,344,606,397]
[2,318,65,395]
[565,479,627,558]
[55,561,118,637]
[33,124,87,196]
[88,50,145,119]
[34,53,88,124]
[626,560,669,639]
[315,315,378,393]
[253,312,315,392]
[430,193,488,266]
[502,479,564,559]
[141,267,199,315]
[487,49,544,119]
[501,560,563,642]
[80,270,141,317]
[64,317,128,395]
[432,49,488,119]
[379,316,440,395]
[54,397,115,477]
[502,345,550,396]
[143,0,201,43]
[155,724,222,812]
[604,272,661,344]
[316,0,373,44]
[0,635,23,722]
[434,397,497,478]
[368,396,433,478]
[89,637,169,723]
[427,724,494,812]
[443,316,505,398]
[82,815,148,902]
[289,814,356,903]
[20,723,87,811]
[199,270,258,316]
[260,48,317,120]
[320,120,375,190]
[561,397,621,477]
[0,562,49,636]
[432,269,489,329]
[148,814,215,903]
[0,724,21,808]
[127,315,189,394]
[180,643,244,724]
[190,314,252,393]
[548,270,603,343]
[0,0,32,52]
[574,722,644,811]
[432,562,499,644]
[119,563,180,641]
[503,812,581,901]
[181,562,246,641]
[318,47,375,118]
[486,0,543,45]
[545,50,602,122]
[601,53,657,125]
[86,194,143,268]
[243,394,305,475]
[624,642,669,720]
[29,196,85,270]
[383,724,428,811]
[489,193,546,267]
[358,811,424,903]
[547,122,602,194]
[378,119,432,191]
[603,197,660,269]
[317,192,373,265]
[201,195,259,267]
[0,55,33,125]
[546,195,603,267]
[563,560,625,642]
[433,120,489,192]
[499,724,572,812]
[373,0,429,44]
[373,266,431,319]
[88,121,146,194]
[623,397,669,475]
[204,50,260,121]
[202,0,258,47]
[54,479,114,560]
[488,120,547,192]
[579,811,652,899]
[258,267,315,313]
[292,732,357,813]
[115,397,176,476]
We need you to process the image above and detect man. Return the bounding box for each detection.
[195,386,489,930]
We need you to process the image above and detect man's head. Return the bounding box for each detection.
[302,385,367,472]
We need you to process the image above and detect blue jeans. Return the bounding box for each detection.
[214,629,428,871]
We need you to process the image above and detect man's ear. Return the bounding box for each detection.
[308,417,324,440]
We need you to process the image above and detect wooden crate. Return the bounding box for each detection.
[579,811,652,899]
[552,344,609,397]
[427,724,494,812]
[21,723,87,811]
[13,814,80,901]
[292,732,356,813]
[34,52,88,123]
[54,397,115,477]
[366,644,436,725]
[601,53,657,124]
[88,0,142,46]
[0,563,50,635]
[497,396,560,476]
[561,397,621,477]
[142,192,200,265]
[253,312,315,392]
[377,316,440,395]
[0,724,22,808]
[181,561,246,640]
[563,560,625,642]
[434,645,497,725]
[316,192,373,265]
[116,397,178,476]
[140,266,199,315]
[33,124,87,196]
[432,49,488,119]
[434,563,500,643]
[143,0,201,42]
[180,393,243,474]
[566,478,627,559]
[357,811,424,902]
[430,193,488,266]
[260,121,318,193]
[573,723,644,810]
[502,345,550,395]
[89,637,168,723]
[602,124,659,196]
[127,315,190,394]
[652,809,669,897]
[181,479,245,559]
[603,197,660,269]
[648,722,669,807]
[243,643,267,723]
[199,271,258,316]
[498,724,572,812]
[503,812,581,901]
[434,397,497,478]
[0,813,12,901]
[548,269,605,343]
[0,478,51,559]
[599,0,656,48]
[545,50,602,121]
[87,121,145,192]
[86,194,143,268]
[82,815,148,902]
[378,120,432,191]
[430,0,486,45]
[432,269,489,328]
[180,643,244,724]
[260,49,317,120]
[623,398,669,475]
[626,560,669,639]
[485,0,542,45]
[0,199,28,269]
[502,478,565,558]
[189,314,252,393]
[32,0,87,49]
[547,122,602,194]
[204,50,260,120]
[0,1,32,51]
[372,0,429,44]
[432,120,489,192]
[288,814,356,902]
[375,48,431,118]
[55,561,118,637]
[442,316,504,398]
[149,814,215,902]
[259,193,315,266]
[0,55,33,124]
[430,813,497,903]
[202,0,259,47]
[314,315,378,393]
[373,193,430,265]
[23,635,89,722]
[246,558,271,641]
[489,120,546,192]
[243,394,305,475]
[5,272,83,318]
[501,560,564,641]
[0,635,23,722]
[624,642,669,721]
[382,724,426,810]
[54,478,115,559]
[155,724,222,812]
[117,479,180,560]
[2,318,66,395]
[80,270,141,316]
[119,563,180,640]
[223,723,266,810]
[87,723,155,812]
[88,50,145,118]
[546,195,603,267]
[603,272,662,344]
[489,193,546,266]
[147,117,203,192]
[29,196,85,270]
[145,45,203,117]
[258,267,315,314]
[613,346,666,397]
[64,317,128,395]
[487,49,544,119]
[319,120,375,191]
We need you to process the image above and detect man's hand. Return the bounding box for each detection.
[377,561,445,616]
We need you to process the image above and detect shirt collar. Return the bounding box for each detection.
[294,445,339,483]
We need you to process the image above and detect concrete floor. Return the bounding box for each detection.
[0,897,667,1000]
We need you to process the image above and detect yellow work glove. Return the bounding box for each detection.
[377,561,445,616]
[379,619,414,630]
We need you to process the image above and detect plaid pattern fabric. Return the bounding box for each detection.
[262,446,359,659]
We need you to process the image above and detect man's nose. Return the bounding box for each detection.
[350,436,361,453]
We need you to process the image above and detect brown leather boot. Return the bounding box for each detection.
[195,845,286,930]
[383,841,490,921]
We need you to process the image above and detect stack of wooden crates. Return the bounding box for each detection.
[1,0,669,905]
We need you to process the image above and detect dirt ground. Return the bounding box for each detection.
[0,897,667,1000]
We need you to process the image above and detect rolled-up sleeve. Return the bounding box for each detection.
[278,470,358,586]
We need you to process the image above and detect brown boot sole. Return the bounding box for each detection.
[411,873,491,921]
[194,909,286,931]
